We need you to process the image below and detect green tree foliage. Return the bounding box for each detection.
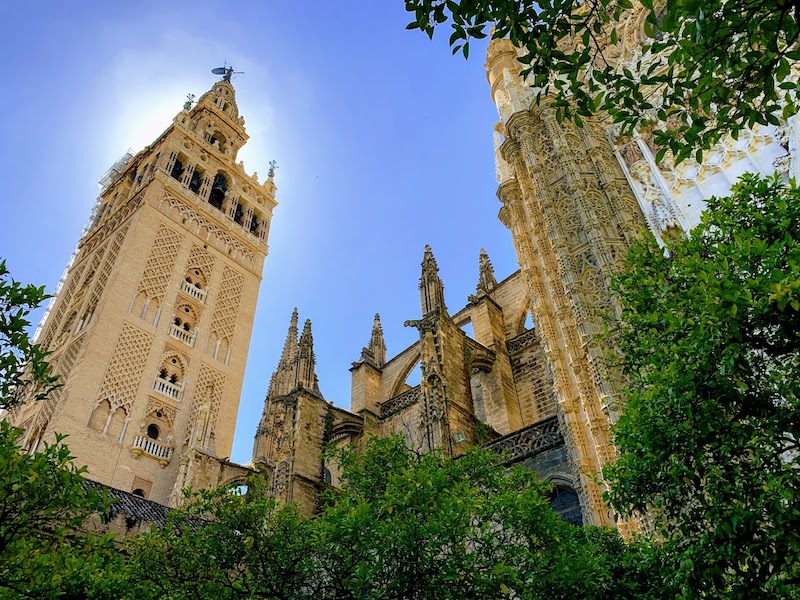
[605,174,800,598]
[0,260,57,410]
[118,436,663,600]
[0,259,116,599]
[0,422,116,599]
[404,0,800,162]
[119,479,313,600]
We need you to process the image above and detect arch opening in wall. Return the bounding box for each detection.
[173,304,198,332]
[233,201,246,226]
[189,167,204,194]
[131,488,146,498]
[208,131,227,153]
[106,406,128,443]
[549,485,583,526]
[170,155,186,181]
[209,173,228,210]
[184,267,207,290]
[403,358,422,389]
[88,399,111,432]
[157,354,186,386]
[249,211,261,236]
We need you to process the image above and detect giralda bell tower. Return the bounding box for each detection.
[11,73,276,505]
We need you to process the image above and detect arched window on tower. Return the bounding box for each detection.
[249,212,260,236]
[209,173,227,210]
[106,406,128,443]
[181,268,209,302]
[170,304,198,346]
[189,167,204,194]
[233,201,245,226]
[208,131,227,153]
[154,356,185,400]
[170,157,185,182]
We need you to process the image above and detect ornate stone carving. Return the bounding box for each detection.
[506,328,538,355]
[484,416,563,464]
[380,385,421,418]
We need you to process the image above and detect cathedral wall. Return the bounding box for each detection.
[508,328,556,425]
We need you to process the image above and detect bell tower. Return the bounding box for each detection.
[11,73,277,505]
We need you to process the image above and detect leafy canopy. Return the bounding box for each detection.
[117,436,664,600]
[404,0,800,163]
[606,173,800,598]
[0,259,116,599]
[0,259,57,410]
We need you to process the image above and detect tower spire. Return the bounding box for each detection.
[295,319,319,393]
[278,308,299,368]
[419,245,446,315]
[476,248,498,295]
[368,313,386,368]
[268,309,300,397]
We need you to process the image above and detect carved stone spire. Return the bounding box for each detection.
[279,308,299,369]
[476,248,498,295]
[269,308,299,397]
[295,319,317,392]
[368,313,386,368]
[420,245,446,315]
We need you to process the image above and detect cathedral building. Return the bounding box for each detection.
[10,18,798,527]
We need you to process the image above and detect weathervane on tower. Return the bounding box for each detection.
[212,63,244,83]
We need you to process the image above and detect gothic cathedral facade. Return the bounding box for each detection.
[10,20,798,527]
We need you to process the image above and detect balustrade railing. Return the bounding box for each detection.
[180,280,208,303]
[131,435,173,464]
[153,377,183,400]
[169,323,196,346]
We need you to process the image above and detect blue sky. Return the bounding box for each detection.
[0,1,520,464]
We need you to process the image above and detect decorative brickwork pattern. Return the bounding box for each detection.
[98,323,153,410]
[159,192,255,268]
[28,336,86,437]
[186,245,215,280]
[209,267,245,344]
[138,225,183,300]
[82,225,130,326]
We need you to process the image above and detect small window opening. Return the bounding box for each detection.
[155,410,163,419]
[159,368,168,379]
[131,488,146,498]
[170,158,184,181]
[174,317,182,327]
[249,214,259,235]
[189,168,204,194]
[209,174,227,210]
[147,424,159,440]
[234,202,245,226]
[171,359,177,364]
[169,373,178,384]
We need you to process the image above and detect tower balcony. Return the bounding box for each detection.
[131,435,173,466]
[169,323,197,347]
[180,279,208,303]
[153,377,184,401]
